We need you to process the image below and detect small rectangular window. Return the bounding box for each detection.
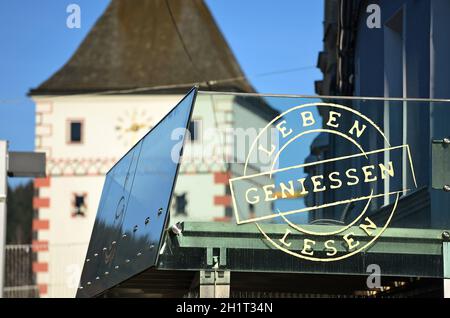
[174,192,187,216]
[68,120,83,143]
[72,194,87,217]
[188,119,201,142]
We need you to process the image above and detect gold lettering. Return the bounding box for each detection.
[362,165,377,182]
[301,239,316,256]
[359,217,377,236]
[324,240,337,256]
[326,111,342,128]
[379,161,394,179]
[279,229,292,247]
[329,172,342,189]
[258,143,276,157]
[311,175,326,192]
[297,178,309,195]
[245,188,259,204]
[301,111,315,127]
[276,120,293,138]
[346,168,359,186]
[280,181,295,199]
[263,184,277,201]
[349,120,367,138]
[343,232,360,250]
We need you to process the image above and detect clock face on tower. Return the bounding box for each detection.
[115,109,153,147]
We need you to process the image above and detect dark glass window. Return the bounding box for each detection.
[174,193,187,216]
[70,121,82,143]
[73,194,86,217]
[225,206,234,218]
[188,119,201,142]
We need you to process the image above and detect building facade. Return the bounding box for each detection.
[312,0,450,228]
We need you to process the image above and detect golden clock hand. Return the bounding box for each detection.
[125,123,148,133]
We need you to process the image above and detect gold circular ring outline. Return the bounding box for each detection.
[246,102,397,260]
[256,192,399,262]
[244,102,390,176]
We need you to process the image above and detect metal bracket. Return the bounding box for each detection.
[443,238,450,298]
[206,247,227,268]
[201,247,229,297]
[432,138,450,190]
[200,270,230,286]
[199,270,230,298]
[444,238,450,279]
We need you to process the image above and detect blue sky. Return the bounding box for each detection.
[0,0,323,187]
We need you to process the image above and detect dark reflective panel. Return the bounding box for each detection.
[76,88,197,298]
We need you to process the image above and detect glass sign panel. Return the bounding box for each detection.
[76,87,197,298]
[168,92,450,278]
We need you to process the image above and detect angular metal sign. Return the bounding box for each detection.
[76,87,197,298]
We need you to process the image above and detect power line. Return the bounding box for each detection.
[256,65,316,77]
[0,64,317,102]
[165,0,202,81]
[45,65,317,98]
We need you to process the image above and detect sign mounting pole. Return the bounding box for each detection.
[444,239,450,298]
[0,141,8,298]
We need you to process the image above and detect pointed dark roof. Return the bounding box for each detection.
[30,0,256,95]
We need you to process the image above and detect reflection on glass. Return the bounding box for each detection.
[80,89,450,290]
[174,93,450,232]
[77,88,197,297]
[166,92,448,271]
